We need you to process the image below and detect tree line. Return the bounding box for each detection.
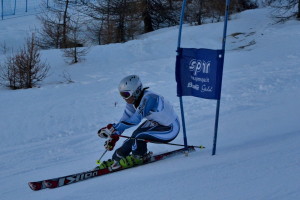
[1,0,299,89]
[38,0,256,48]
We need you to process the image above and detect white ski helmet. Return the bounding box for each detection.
[118,75,143,99]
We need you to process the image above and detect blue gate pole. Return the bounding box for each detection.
[1,0,3,20]
[212,0,231,155]
[177,0,188,150]
[26,0,28,12]
[13,0,16,15]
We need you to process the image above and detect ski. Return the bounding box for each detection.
[28,146,195,191]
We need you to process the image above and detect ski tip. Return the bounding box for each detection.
[44,180,59,189]
[28,182,43,191]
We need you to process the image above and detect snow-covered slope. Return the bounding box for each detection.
[0,7,299,200]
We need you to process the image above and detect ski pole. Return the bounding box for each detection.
[96,149,108,165]
[118,135,205,149]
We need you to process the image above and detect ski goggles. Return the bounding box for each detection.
[120,91,133,99]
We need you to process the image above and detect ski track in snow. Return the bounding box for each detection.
[0,7,300,200]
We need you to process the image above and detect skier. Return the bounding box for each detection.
[97,75,180,170]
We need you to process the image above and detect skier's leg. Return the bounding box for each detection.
[112,138,133,161]
[110,121,151,167]
[111,120,157,160]
[131,119,180,156]
[112,118,179,164]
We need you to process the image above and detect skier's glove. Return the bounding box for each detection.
[98,124,116,138]
[104,135,119,151]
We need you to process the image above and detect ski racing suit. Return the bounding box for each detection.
[112,89,180,161]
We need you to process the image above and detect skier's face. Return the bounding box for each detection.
[124,96,135,104]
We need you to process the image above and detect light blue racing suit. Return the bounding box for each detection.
[112,89,180,160]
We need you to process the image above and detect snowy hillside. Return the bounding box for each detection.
[0,7,300,200]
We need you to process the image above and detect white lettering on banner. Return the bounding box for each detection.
[189,59,211,76]
[201,85,213,93]
[191,76,209,83]
[187,82,213,93]
[187,58,215,94]
[187,82,199,90]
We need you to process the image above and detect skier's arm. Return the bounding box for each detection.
[114,94,159,134]
[119,103,135,122]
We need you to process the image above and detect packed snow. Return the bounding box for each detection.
[0,7,300,200]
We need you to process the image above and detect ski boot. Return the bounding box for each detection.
[98,152,153,171]
[119,155,134,169]
[132,151,153,165]
[94,159,114,170]
[95,157,134,171]
[119,152,153,168]
[110,160,123,170]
